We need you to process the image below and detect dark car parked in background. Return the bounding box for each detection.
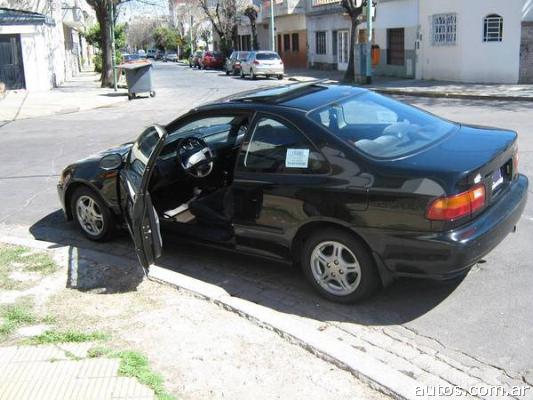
[57,82,528,303]
[200,51,225,70]
[189,50,204,68]
[225,51,249,75]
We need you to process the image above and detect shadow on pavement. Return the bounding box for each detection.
[30,210,462,325]
[30,210,143,294]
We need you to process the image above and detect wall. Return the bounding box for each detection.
[0,24,57,91]
[307,12,351,69]
[418,0,524,83]
[373,0,418,78]
[519,21,533,82]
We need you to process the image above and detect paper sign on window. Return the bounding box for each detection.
[285,149,309,168]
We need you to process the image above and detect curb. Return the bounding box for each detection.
[0,233,467,400]
[371,88,533,102]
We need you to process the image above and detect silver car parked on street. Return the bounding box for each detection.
[240,51,284,80]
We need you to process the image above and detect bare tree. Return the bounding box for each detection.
[340,0,367,82]
[195,0,248,55]
[127,18,163,51]
[244,4,259,50]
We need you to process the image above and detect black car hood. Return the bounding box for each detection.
[75,142,133,164]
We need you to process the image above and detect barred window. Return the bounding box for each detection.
[432,13,457,46]
[316,31,327,55]
[483,14,503,42]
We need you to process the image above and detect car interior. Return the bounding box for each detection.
[148,114,249,242]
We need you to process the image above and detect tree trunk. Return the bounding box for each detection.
[250,21,258,50]
[95,2,113,88]
[344,16,359,83]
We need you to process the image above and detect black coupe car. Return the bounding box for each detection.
[57,81,528,303]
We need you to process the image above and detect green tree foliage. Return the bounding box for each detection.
[152,27,182,51]
[85,23,126,50]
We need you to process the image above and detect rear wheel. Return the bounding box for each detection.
[251,71,257,80]
[240,69,245,79]
[277,74,283,80]
[71,186,114,242]
[301,229,380,303]
[226,70,230,76]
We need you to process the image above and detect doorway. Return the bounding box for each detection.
[0,34,26,90]
[337,30,349,71]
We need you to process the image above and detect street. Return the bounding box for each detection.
[1,61,532,386]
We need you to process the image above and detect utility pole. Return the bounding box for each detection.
[270,0,275,51]
[190,13,194,54]
[109,1,117,91]
[365,0,374,84]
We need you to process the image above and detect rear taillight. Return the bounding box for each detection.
[426,184,486,221]
[253,60,260,65]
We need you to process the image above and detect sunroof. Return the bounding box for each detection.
[231,80,328,103]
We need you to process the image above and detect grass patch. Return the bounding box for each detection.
[0,245,58,290]
[88,347,175,400]
[0,300,36,338]
[27,329,109,345]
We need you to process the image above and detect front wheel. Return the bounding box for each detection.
[301,229,380,303]
[240,70,245,79]
[71,186,115,242]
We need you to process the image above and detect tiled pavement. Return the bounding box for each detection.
[0,344,154,400]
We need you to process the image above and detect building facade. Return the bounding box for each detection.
[258,0,308,68]
[0,0,94,91]
[371,0,533,83]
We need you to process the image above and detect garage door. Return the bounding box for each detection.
[0,34,26,90]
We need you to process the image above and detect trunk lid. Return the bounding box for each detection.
[389,124,517,198]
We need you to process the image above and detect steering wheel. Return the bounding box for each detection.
[176,137,215,178]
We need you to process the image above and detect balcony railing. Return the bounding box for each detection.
[312,0,340,6]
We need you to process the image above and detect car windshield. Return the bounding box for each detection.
[308,92,456,159]
[256,52,280,60]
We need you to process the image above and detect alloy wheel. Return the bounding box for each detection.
[310,241,362,296]
[76,195,105,237]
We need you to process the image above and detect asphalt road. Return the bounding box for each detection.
[0,62,532,381]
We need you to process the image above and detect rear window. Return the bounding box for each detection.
[256,52,280,60]
[308,92,456,159]
[238,52,249,60]
[212,51,223,57]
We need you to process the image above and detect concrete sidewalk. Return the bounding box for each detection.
[0,72,128,123]
[0,344,154,400]
[286,68,533,101]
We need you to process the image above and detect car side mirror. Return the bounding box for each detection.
[100,153,124,170]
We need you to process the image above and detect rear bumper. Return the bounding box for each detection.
[362,174,529,279]
[253,65,284,75]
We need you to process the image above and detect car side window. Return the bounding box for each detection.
[240,117,328,174]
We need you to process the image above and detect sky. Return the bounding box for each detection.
[118,0,169,23]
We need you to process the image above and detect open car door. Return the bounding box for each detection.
[119,125,168,273]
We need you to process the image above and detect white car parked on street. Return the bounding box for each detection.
[240,51,284,80]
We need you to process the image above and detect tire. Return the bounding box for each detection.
[70,186,115,242]
[301,228,380,303]
[127,93,133,101]
[265,74,270,79]
[240,69,245,79]
[226,70,230,76]
[277,74,283,80]
[150,91,156,97]
[251,71,257,80]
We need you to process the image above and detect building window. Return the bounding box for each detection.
[316,31,327,55]
[332,30,337,56]
[432,13,457,46]
[292,33,299,52]
[484,14,503,42]
[277,34,282,53]
[284,34,291,52]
